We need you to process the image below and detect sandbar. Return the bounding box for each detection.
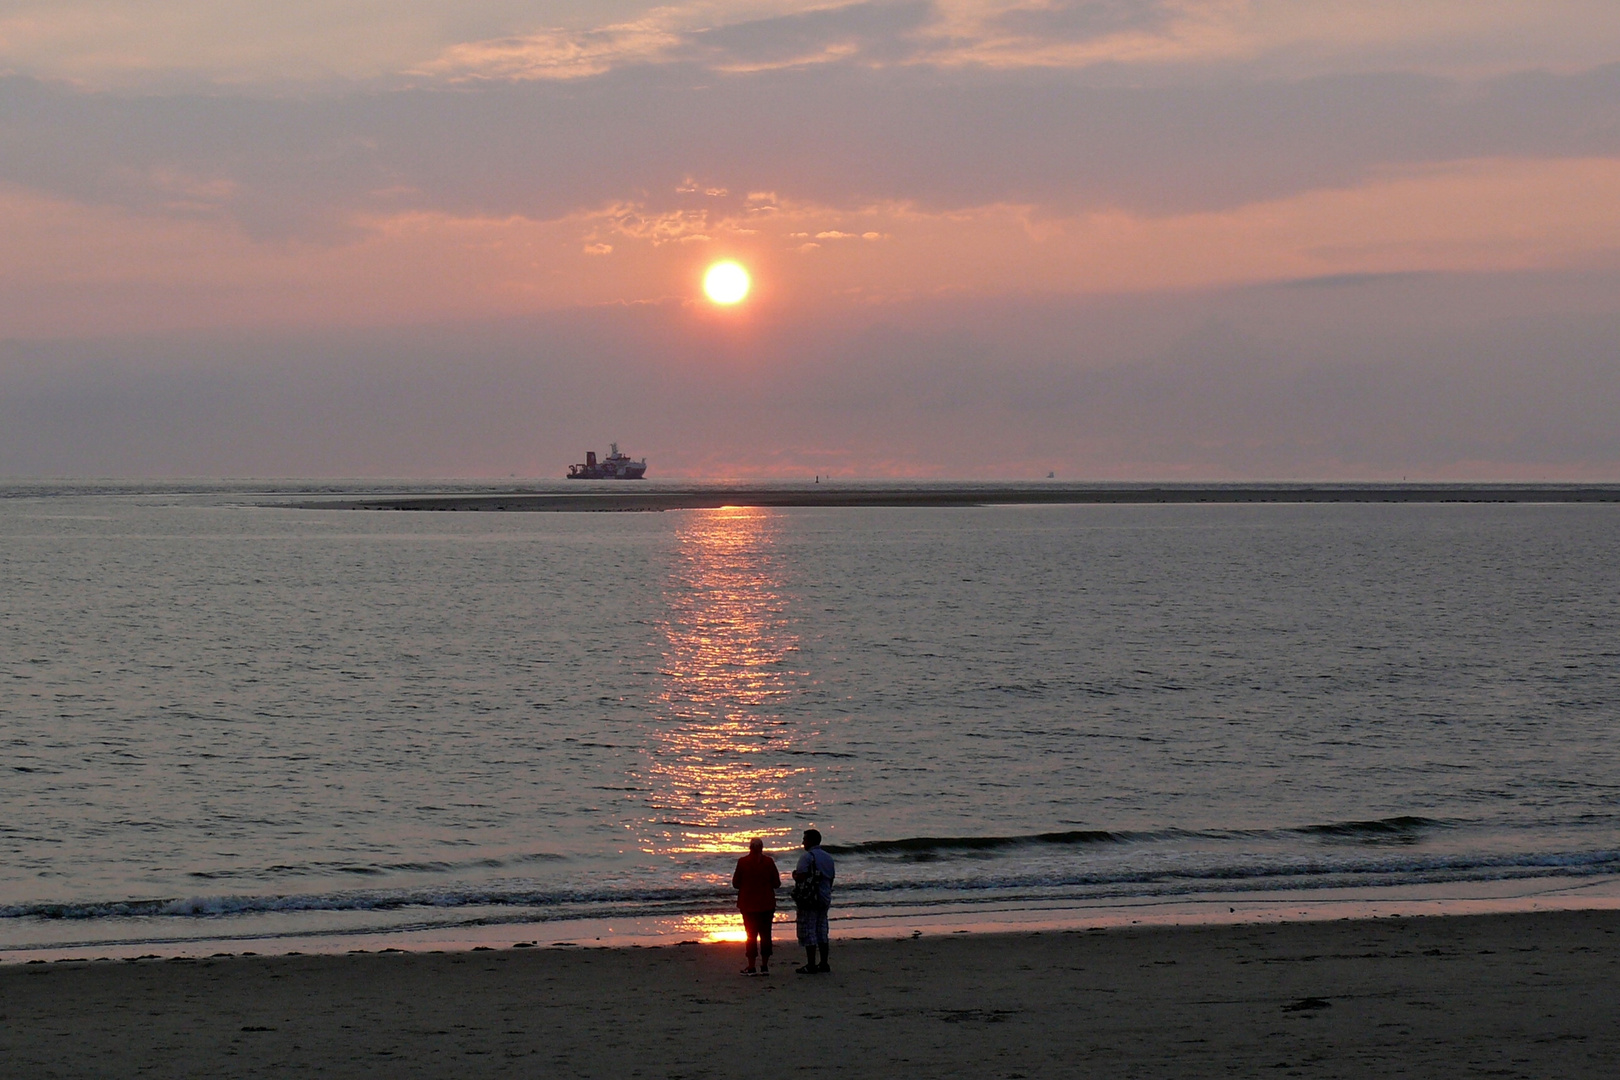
[3,910,1616,1077]
[292,482,1620,513]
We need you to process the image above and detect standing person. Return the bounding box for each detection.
[792,828,835,974]
[731,837,780,976]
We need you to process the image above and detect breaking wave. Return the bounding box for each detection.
[5,839,1616,926]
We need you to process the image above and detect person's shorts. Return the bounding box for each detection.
[796,904,830,946]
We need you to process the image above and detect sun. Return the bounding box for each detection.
[703,260,751,305]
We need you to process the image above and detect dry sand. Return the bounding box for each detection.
[3,910,1617,1078]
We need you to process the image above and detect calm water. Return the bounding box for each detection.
[2,484,1618,954]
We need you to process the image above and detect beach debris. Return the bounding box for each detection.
[1282,997,1332,1012]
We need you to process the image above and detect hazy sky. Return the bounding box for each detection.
[3,1,1619,478]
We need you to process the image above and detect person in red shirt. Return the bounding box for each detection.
[731,837,781,975]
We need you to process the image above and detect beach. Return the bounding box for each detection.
[4,910,1616,1078]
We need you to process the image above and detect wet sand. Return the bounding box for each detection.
[3,910,1616,1077]
[298,483,1620,512]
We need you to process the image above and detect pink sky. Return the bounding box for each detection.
[2,1,1619,477]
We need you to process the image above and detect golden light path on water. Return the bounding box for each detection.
[669,912,750,943]
[636,507,816,942]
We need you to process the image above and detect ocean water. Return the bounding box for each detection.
[3,483,1619,955]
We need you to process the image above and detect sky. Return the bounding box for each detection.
[2,1,1619,478]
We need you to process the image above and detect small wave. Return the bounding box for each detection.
[828,817,1451,859]
[1293,816,1444,840]
[824,830,1131,857]
[831,847,1620,896]
[4,847,1618,925]
[184,852,566,882]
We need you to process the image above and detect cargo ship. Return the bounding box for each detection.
[567,443,648,480]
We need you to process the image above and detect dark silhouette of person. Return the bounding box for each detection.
[792,828,835,974]
[731,837,780,975]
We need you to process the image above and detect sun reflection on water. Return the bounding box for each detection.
[638,507,814,861]
[669,911,757,943]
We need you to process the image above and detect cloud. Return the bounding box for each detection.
[404,1,1620,84]
[5,155,1619,336]
[986,0,1184,40]
[410,1,940,82]
[0,0,498,87]
[3,59,1619,249]
[413,20,683,81]
[681,0,935,69]
[5,0,1620,91]
[399,1,1230,82]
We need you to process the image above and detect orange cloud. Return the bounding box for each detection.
[4,156,1617,335]
[412,21,683,81]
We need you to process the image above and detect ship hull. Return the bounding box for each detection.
[566,466,646,480]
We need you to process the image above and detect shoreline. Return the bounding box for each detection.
[289,481,1620,512]
[7,873,1618,965]
[5,909,1617,1077]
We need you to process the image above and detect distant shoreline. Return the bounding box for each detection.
[293,482,1620,512]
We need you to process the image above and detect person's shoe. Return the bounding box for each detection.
[795,964,818,974]
[815,962,830,973]
[739,967,757,976]
[758,967,770,976]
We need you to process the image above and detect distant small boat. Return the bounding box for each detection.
[567,443,647,480]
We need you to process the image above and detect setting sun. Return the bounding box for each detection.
[703,260,751,305]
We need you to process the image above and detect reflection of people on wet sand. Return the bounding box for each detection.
[792,828,835,974]
[732,838,781,976]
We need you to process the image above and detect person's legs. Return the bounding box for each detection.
[815,908,831,972]
[796,907,818,973]
[742,912,760,973]
[759,912,773,972]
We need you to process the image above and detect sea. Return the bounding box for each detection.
[3,481,1619,959]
